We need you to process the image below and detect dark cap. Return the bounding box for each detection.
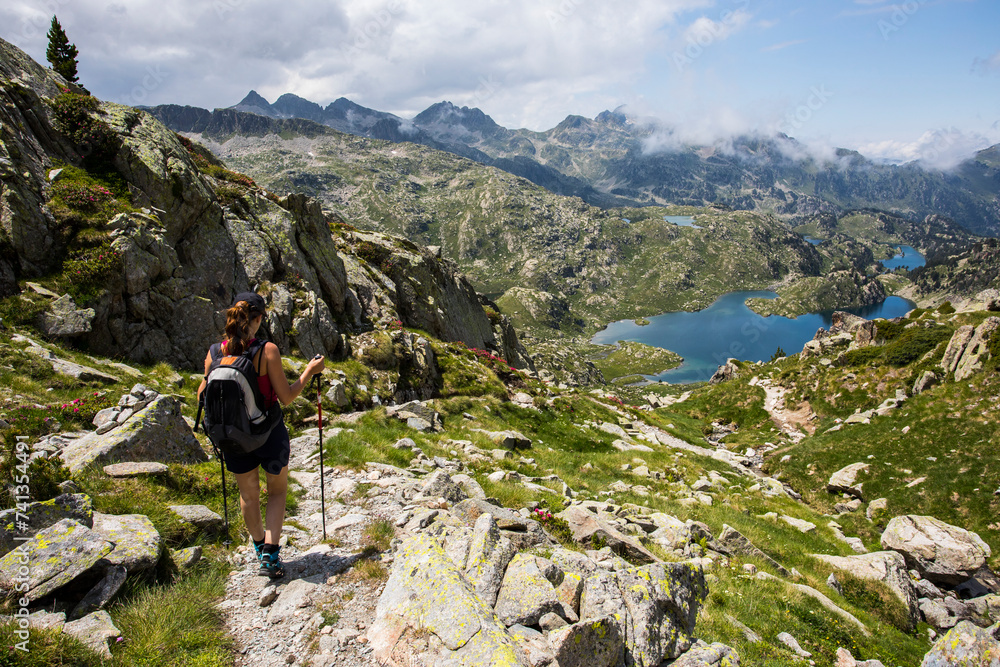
[232,292,266,315]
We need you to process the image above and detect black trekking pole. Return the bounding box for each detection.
[312,369,327,542]
[197,394,230,546]
[216,444,231,547]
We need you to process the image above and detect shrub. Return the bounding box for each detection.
[881,326,951,366]
[62,241,123,305]
[355,241,392,271]
[0,454,72,509]
[360,333,398,370]
[213,185,246,208]
[936,301,956,315]
[531,508,577,550]
[1,391,116,440]
[484,306,502,326]
[49,93,117,161]
[51,181,114,212]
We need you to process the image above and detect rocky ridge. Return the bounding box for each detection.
[0,36,530,375]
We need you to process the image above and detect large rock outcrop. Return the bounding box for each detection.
[0,36,533,372]
[814,551,920,629]
[60,394,205,472]
[880,515,991,586]
[369,533,529,667]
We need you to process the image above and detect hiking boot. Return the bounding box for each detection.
[251,539,265,563]
[259,550,285,579]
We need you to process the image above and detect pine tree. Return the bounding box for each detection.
[46,16,79,84]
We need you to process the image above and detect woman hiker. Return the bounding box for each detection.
[197,292,325,578]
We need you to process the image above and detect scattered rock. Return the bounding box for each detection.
[557,504,657,564]
[495,553,564,627]
[920,620,1000,666]
[419,470,468,504]
[170,546,202,569]
[880,515,991,585]
[780,516,816,533]
[61,395,206,472]
[464,513,517,607]
[0,493,94,557]
[954,318,1000,381]
[828,463,868,500]
[912,371,938,395]
[669,640,741,666]
[167,505,224,534]
[62,610,120,660]
[580,561,707,666]
[548,616,624,667]
[102,462,170,478]
[717,525,789,576]
[777,632,811,658]
[71,565,127,619]
[91,512,162,572]
[36,294,95,337]
[0,519,112,602]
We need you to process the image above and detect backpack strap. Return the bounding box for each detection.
[246,338,267,373]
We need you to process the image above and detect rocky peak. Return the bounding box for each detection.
[231,89,276,116]
[413,101,503,138]
[271,93,325,122]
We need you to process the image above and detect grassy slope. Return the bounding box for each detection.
[6,307,999,666]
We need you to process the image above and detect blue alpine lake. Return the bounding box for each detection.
[880,245,926,271]
[592,291,916,384]
[804,236,825,245]
[664,215,703,229]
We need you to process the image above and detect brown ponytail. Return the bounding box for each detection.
[224,301,253,356]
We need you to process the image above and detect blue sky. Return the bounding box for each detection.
[1,0,997,165]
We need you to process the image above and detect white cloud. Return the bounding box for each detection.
[0,0,714,130]
[858,128,998,170]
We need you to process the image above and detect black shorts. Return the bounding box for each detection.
[223,420,290,476]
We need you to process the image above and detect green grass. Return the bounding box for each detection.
[109,561,233,667]
[0,623,102,666]
[590,341,682,380]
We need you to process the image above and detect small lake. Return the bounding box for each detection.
[592,291,916,384]
[880,245,926,271]
[664,215,703,229]
[804,236,825,245]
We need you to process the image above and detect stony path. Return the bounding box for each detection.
[216,429,405,667]
[753,377,811,444]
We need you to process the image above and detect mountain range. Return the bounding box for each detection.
[148,91,1000,237]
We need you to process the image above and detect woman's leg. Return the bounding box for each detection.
[263,465,289,545]
[234,469,265,542]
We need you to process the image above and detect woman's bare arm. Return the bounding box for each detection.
[264,343,325,406]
